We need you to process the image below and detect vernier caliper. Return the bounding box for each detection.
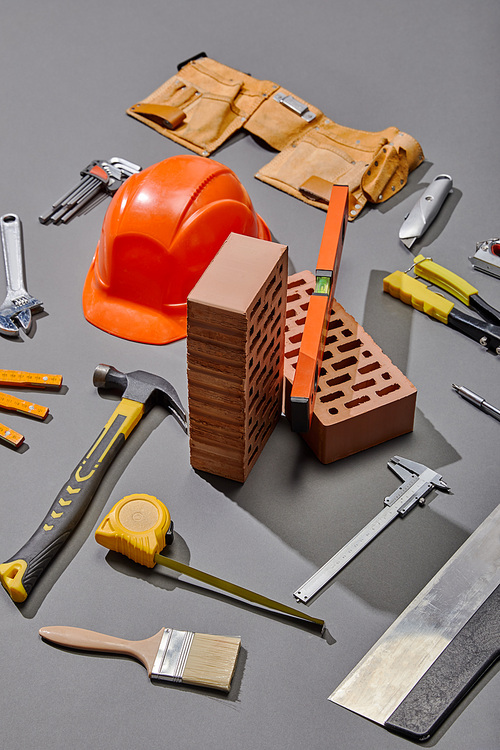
[294,456,450,603]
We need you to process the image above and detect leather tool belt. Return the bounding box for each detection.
[127,54,424,220]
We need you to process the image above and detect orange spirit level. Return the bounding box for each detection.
[290,186,348,432]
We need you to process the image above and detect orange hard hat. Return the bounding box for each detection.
[82,155,271,344]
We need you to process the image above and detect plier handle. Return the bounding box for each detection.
[383,256,500,354]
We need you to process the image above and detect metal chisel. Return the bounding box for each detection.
[329,503,500,741]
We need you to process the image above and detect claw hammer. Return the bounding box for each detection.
[0,364,187,603]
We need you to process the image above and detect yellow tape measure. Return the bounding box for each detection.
[96,495,325,631]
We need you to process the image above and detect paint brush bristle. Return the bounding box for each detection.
[182,633,241,691]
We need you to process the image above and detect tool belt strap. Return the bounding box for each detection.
[127,56,424,220]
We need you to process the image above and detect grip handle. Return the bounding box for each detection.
[413,254,477,306]
[0,398,144,602]
[383,270,454,324]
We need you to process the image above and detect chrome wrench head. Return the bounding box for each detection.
[0,214,42,336]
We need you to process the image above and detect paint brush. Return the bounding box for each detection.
[39,625,241,692]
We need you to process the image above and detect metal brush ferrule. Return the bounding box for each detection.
[152,628,194,682]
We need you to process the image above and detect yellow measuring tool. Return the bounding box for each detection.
[0,369,63,447]
[96,494,325,631]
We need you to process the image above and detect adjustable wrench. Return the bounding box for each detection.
[0,214,43,336]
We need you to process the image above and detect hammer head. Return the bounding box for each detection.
[93,364,187,431]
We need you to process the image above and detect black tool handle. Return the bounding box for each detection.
[0,399,144,602]
[448,309,500,353]
[385,584,500,741]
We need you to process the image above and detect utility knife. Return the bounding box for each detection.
[399,174,453,249]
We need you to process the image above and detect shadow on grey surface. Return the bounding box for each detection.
[39,626,247,702]
[10,406,182,619]
[195,263,464,617]
[104,542,331,640]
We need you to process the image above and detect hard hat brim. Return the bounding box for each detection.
[82,254,187,345]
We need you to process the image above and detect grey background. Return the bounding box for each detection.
[0,1,498,748]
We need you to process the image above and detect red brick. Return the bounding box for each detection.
[284,271,417,463]
[187,233,288,482]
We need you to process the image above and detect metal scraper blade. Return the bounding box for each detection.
[328,504,500,741]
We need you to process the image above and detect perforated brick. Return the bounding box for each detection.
[284,271,417,463]
[187,233,288,482]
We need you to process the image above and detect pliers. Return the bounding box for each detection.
[0,369,62,447]
[383,254,500,354]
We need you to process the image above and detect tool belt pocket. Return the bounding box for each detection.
[243,87,322,151]
[127,57,277,155]
[255,122,424,219]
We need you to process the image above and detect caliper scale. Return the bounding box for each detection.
[294,456,450,603]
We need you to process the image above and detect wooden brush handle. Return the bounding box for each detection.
[39,626,164,674]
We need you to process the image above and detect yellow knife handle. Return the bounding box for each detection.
[383,271,454,324]
[0,398,144,602]
[413,255,477,306]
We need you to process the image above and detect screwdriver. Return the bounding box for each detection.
[452,384,500,422]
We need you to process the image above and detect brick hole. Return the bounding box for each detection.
[326,334,338,345]
[289,332,302,344]
[257,301,269,324]
[352,378,376,391]
[284,325,289,333]
[250,361,260,379]
[328,407,339,415]
[381,372,391,380]
[362,350,372,358]
[249,386,254,396]
[286,308,297,318]
[358,361,380,374]
[285,348,300,359]
[322,350,335,361]
[338,338,362,352]
[264,339,276,360]
[256,333,269,356]
[249,417,253,426]
[249,325,254,336]
[319,390,344,403]
[250,297,262,317]
[249,357,253,368]
[271,280,283,301]
[300,303,309,311]
[345,395,371,408]
[254,364,268,387]
[265,274,277,297]
[287,292,301,303]
[326,373,351,387]
[288,278,304,290]
[320,367,327,376]
[261,368,274,389]
[292,362,297,370]
[332,356,357,371]
[376,383,401,396]
[341,328,354,338]
[250,329,262,349]
[305,287,314,296]
[271,314,281,332]
[328,319,343,331]
[295,316,306,326]
[249,389,260,408]
[279,263,283,274]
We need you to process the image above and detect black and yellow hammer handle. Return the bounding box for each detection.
[0,398,144,602]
